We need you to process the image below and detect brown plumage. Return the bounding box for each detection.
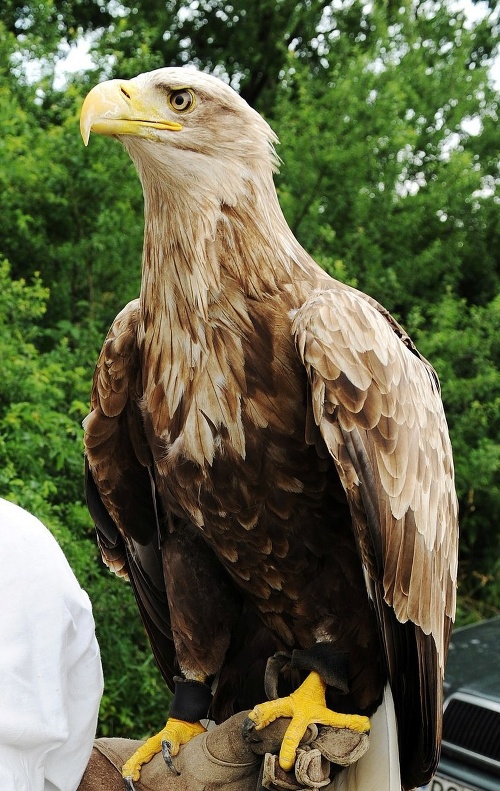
[81,68,458,790]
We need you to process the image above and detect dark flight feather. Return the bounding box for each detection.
[82,67,458,790]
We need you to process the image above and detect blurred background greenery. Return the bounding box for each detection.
[0,0,498,738]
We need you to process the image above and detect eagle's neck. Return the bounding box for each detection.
[137,175,311,469]
[139,171,305,319]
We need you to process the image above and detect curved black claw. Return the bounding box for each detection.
[161,740,180,775]
[123,776,136,791]
[264,652,291,701]
[241,716,261,744]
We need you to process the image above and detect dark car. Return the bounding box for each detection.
[421,617,500,791]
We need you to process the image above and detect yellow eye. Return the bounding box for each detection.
[168,89,195,113]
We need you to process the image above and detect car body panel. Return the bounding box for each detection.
[420,617,500,791]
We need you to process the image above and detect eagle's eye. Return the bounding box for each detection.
[168,89,195,113]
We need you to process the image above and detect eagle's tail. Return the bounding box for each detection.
[333,684,401,791]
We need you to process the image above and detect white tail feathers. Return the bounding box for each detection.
[333,685,401,791]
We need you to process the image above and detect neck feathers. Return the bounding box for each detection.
[136,166,313,467]
[140,166,307,318]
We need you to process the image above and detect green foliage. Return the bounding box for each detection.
[2,0,112,61]
[0,259,85,508]
[0,258,168,736]
[0,0,498,737]
[411,293,500,622]
[272,6,499,316]
[0,63,144,328]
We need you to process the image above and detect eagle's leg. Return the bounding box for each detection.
[121,677,211,787]
[243,647,370,772]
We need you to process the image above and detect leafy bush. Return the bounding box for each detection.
[0,258,169,736]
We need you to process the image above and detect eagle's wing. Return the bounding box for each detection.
[292,286,458,788]
[83,300,177,687]
[83,301,275,709]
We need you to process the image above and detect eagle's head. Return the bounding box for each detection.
[80,67,279,208]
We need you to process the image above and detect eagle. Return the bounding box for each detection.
[80,67,458,791]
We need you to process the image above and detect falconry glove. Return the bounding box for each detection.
[77,711,369,791]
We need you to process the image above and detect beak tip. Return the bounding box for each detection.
[80,88,99,146]
[80,115,91,146]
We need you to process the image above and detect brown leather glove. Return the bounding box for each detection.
[78,711,369,791]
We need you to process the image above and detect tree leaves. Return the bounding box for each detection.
[0,258,169,737]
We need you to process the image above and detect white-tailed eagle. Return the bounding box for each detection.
[80,67,458,791]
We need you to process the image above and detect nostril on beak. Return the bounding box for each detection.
[121,86,131,99]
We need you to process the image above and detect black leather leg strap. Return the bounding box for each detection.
[290,645,350,694]
[169,676,212,722]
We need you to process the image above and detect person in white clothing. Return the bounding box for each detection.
[0,498,103,791]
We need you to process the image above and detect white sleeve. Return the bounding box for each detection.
[0,499,104,791]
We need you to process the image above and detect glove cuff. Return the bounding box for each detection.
[169,676,212,722]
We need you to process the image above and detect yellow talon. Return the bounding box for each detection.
[121,717,206,781]
[247,671,370,772]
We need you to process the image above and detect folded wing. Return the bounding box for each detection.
[293,286,458,789]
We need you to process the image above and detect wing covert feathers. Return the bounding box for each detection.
[292,287,458,668]
[84,299,178,687]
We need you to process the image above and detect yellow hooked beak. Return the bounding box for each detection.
[80,78,183,146]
